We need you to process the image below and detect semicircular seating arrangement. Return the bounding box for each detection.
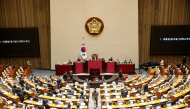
[0,62,190,109]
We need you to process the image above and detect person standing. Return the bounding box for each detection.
[183,56,186,64]
[92,88,99,107]
[27,59,31,68]
[160,58,164,66]
[57,76,62,89]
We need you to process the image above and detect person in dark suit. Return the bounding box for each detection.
[34,76,38,84]
[12,85,19,95]
[124,87,128,96]
[68,71,73,79]
[180,66,186,75]
[34,84,39,91]
[143,83,148,92]
[118,69,124,80]
[121,89,126,97]
[47,90,53,96]
[183,56,186,65]
[38,100,50,109]
[25,83,31,90]
[33,94,39,101]
[128,59,132,63]
[77,57,81,62]
[64,103,71,109]
[177,62,182,68]
[148,59,151,67]
[19,77,25,87]
[63,72,68,81]
[137,88,141,94]
[67,59,72,64]
[109,57,113,61]
[165,74,172,82]
[18,88,26,103]
[179,79,186,85]
[68,90,74,95]
[47,80,54,90]
[72,84,77,91]
[30,74,34,80]
[139,63,143,74]
[57,76,62,89]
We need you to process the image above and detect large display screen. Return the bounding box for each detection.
[0,28,40,56]
[150,25,190,54]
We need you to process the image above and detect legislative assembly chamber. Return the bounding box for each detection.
[0,0,190,109]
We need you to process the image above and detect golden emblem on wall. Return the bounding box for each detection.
[85,17,104,36]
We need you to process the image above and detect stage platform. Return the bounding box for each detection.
[73,73,118,88]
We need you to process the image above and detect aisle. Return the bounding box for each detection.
[88,88,101,109]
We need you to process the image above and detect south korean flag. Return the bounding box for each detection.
[80,42,87,60]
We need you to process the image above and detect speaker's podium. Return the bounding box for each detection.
[89,68,100,81]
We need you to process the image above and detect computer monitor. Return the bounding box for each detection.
[30,98,33,101]
[80,103,85,106]
[106,96,110,99]
[136,93,140,96]
[130,100,134,104]
[53,94,56,97]
[176,101,180,105]
[141,99,145,103]
[166,102,171,107]
[127,94,130,98]
[156,105,161,109]
[13,103,17,107]
[151,97,154,101]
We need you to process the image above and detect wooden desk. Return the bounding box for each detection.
[24,100,88,109]
[124,75,140,86]
[102,99,168,109]
[38,77,57,89]
[101,94,153,103]
[73,62,85,74]
[149,75,167,90]
[117,64,135,74]
[6,106,21,109]
[156,75,183,98]
[105,61,116,73]
[24,79,46,93]
[38,95,89,104]
[2,92,20,103]
[133,75,154,89]
[86,60,103,73]
[171,87,190,102]
[161,104,186,109]
[55,64,73,75]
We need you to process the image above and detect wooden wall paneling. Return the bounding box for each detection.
[139,0,190,64]
[0,0,50,69]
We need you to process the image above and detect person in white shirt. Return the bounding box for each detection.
[160,58,164,66]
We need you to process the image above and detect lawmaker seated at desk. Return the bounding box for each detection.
[77,57,81,62]
[117,69,124,80]
[128,59,132,64]
[109,57,113,61]
[67,59,72,64]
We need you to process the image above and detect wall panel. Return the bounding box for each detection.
[139,0,190,64]
[0,0,50,69]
